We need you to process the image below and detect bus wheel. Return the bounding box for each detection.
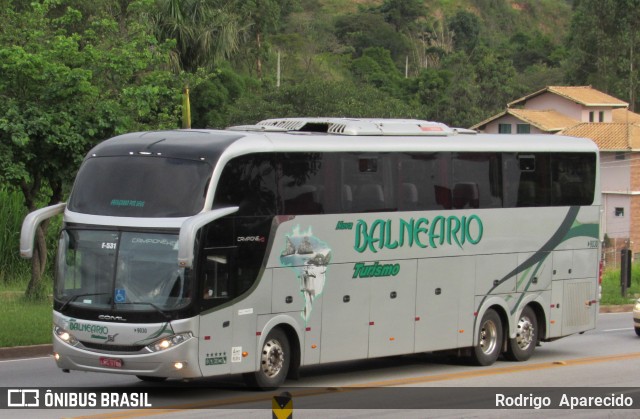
[471,309,502,366]
[244,328,290,390]
[636,327,640,337]
[136,375,167,382]
[505,306,538,362]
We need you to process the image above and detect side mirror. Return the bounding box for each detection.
[177,206,239,268]
[20,203,66,258]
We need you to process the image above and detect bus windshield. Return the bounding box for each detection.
[55,230,191,312]
[67,156,212,217]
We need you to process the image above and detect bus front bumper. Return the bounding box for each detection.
[53,335,202,379]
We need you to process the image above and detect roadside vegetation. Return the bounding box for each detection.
[601,265,640,306]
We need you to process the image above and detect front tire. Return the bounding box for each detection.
[244,328,290,390]
[470,308,503,366]
[635,327,640,337]
[505,306,538,362]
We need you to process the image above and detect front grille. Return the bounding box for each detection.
[80,341,146,353]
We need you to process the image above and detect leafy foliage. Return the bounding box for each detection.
[565,0,640,107]
[227,80,420,126]
[0,0,181,297]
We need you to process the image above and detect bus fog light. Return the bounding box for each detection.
[174,362,186,370]
[54,326,79,346]
[54,353,60,361]
[146,332,193,353]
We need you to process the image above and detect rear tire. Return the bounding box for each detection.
[136,375,167,382]
[505,306,538,362]
[470,309,502,366]
[244,328,290,390]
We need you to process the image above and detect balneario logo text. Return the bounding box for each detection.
[354,215,483,253]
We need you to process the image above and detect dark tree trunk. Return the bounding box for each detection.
[25,224,47,299]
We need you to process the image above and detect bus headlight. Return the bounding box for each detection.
[54,325,79,346]
[146,332,193,353]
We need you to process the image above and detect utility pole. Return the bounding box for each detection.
[405,55,408,78]
[182,87,191,129]
[630,44,635,111]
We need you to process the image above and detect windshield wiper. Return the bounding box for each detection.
[115,301,171,321]
[59,292,110,313]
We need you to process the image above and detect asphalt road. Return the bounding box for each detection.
[1,312,639,418]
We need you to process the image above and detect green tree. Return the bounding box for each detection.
[508,31,560,72]
[227,80,420,126]
[409,68,450,120]
[235,0,299,79]
[472,46,518,114]
[334,12,410,61]
[350,47,403,94]
[190,66,248,128]
[377,0,426,32]
[565,0,640,108]
[0,1,179,298]
[151,0,246,72]
[448,10,480,54]
[437,52,483,127]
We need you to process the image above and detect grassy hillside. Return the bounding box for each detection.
[316,0,573,43]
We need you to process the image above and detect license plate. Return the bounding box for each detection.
[99,357,123,368]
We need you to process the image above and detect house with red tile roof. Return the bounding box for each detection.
[471,86,640,260]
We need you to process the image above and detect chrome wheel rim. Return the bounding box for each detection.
[261,338,284,378]
[515,315,535,350]
[479,319,498,355]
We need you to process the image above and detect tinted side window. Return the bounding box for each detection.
[398,153,451,210]
[452,152,502,209]
[278,153,328,215]
[503,152,595,207]
[551,153,595,206]
[503,153,551,207]
[214,154,277,215]
[342,153,396,213]
[278,152,397,214]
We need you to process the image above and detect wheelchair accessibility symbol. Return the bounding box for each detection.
[114,288,126,303]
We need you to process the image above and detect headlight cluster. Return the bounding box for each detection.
[146,332,193,353]
[634,299,640,313]
[54,325,79,346]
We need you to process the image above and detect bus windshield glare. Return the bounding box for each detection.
[55,230,191,311]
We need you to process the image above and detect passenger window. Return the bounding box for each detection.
[201,247,237,309]
[278,153,325,215]
[203,254,230,300]
[452,152,502,209]
[214,154,277,216]
[398,153,451,211]
[342,153,394,213]
[551,153,595,206]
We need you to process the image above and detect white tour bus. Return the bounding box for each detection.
[21,118,601,389]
